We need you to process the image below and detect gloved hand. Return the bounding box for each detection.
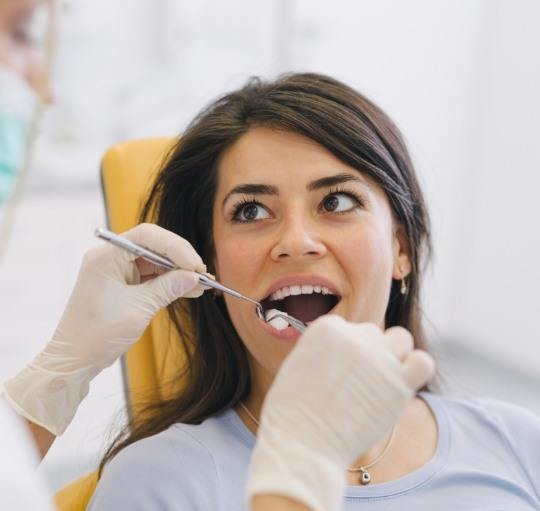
[1,223,208,436]
[247,315,435,511]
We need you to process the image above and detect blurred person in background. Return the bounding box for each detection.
[0,4,433,511]
[0,0,50,205]
[0,3,56,509]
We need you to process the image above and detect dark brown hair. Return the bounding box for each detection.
[99,72,432,474]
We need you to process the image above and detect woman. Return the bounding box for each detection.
[84,73,540,510]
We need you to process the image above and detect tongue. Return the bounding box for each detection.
[280,294,335,323]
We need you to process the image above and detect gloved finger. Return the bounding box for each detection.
[122,223,207,273]
[182,277,208,298]
[140,269,203,309]
[136,258,168,280]
[401,350,435,391]
[382,326,414,362]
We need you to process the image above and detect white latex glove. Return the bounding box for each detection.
[247,315,435,511]
[1,223,208,436]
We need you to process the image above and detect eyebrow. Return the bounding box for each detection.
[221,173,368,210]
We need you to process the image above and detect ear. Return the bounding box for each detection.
[392,225,412,279]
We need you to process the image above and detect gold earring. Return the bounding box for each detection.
[399,265,408,295]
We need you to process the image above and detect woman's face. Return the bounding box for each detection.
[212,127,410,389]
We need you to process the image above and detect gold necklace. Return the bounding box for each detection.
[239,401,396,486]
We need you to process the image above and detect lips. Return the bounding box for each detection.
[258,274,342,331]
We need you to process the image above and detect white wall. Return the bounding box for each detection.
[1,0,538,490]
[438,0,540,372]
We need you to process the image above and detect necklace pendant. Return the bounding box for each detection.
[360,468,371,485]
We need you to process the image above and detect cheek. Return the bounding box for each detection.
[215,236,264,286]
[335,224,394,320]
[341,224,393,275]
[216,235,291,376]
[213,232,268,331]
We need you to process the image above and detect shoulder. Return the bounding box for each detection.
[425,392,540,486]
[476,397,540,428]
[428,392,540,434]
[465,397,540,458]
[88,412,242,510]
[106,421,220,477]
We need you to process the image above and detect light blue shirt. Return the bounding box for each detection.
[88,392,540,510]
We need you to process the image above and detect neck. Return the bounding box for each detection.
[237,396,398,466]
[237,358,273,433]
[236,392,264,434]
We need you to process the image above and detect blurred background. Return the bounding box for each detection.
[0,0,539,493]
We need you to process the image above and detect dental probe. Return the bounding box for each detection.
[94,227,307,333]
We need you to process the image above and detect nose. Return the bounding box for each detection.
[270,213,327,262]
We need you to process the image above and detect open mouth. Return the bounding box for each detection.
[260,285,341,325]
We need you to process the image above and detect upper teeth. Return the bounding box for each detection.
[269,285,334,302]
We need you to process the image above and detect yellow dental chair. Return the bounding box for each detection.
[54,136,187,510]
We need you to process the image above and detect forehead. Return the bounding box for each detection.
[217,126,376,191]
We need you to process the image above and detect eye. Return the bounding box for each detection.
[320,191,362,214]
[232,200,270,223]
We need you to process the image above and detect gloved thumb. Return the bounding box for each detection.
[140,269,203,310]
[402,350,435,391]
